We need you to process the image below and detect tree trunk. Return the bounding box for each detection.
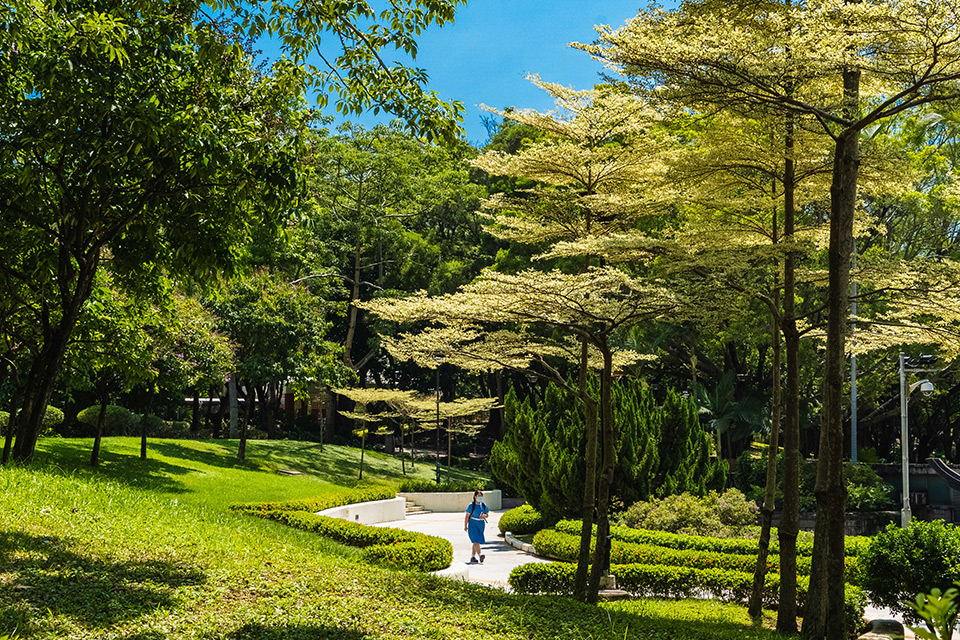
[802,76,859,640]
[261,384,276,439]
[778,102,801,636]
[400,424,406,474]
[12,249,100,464]
[750,309,781,617]
[574,339,600,602]
[237,415,248,462]
[359,430,366,480]
[91,395,109,467]
[587,343,617,604]
[228,376,239,438]
[190,388,201,433]
[344,240,363,370]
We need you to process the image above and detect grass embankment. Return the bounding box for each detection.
[1,437,780,639]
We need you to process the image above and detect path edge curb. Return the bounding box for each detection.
[504,531,537,555]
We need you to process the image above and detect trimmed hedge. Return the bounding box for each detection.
[499,505,545,535]
[229,487,395,516]
[254,510,452,572]
[397,479,491,493]
[533,528,864,585]
[555,519,869,558]
[509,561,866,634]
[230,489,452,572]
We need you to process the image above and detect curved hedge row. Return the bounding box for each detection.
[509,561,866,634]
[229,487,396,516]
[499,505,546,535]
[532,528,864,585]
[229,489,452,572]
[554,519,869,558]
[262,510,452,572]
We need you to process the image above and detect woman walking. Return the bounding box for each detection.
[464,490,489,563]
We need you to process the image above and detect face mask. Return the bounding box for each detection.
[476,497,483,503]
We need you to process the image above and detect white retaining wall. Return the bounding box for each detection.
[317,497,406,524]
[397,489,501,512]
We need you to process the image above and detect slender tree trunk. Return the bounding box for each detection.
[359,430,366,480]
[574,339,600,602]
[91,394,108,467]
[778,102,802,635]
[261,384,276,439]
[237,415,248,462]
[228,376,239,438]
[191,388,201,433]
[750,304,781,617]
[802,75,859,640]
[140,389,153,461]
[2,360,16,465]
[587,343,617,604]
[344,240,363,370]
[400,424,406,474]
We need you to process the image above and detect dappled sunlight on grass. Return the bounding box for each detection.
[31,438,488,512]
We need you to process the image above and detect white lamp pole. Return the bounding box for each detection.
[899,352,911,528]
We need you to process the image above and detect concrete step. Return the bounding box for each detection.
[406,508,432,516]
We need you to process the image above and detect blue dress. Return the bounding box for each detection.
[465,501,489,543]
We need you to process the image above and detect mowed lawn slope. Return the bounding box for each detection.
[0,438,779,639]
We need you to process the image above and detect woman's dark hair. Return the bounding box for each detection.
[473,490,483,498]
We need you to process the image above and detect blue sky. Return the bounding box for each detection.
[266,1,648,146]
[402,0,645,145]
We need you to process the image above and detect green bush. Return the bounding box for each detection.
[397,478,491,493]
[509,561,866,634]
[499,504,545,535]
[229,487,396,516]
[77,404,140,435]
[860,520,960,619]
[534,527,864,586]
[844,463,894,511]
[554,519,869,558]
[620,489,758,538]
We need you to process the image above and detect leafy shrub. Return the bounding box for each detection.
[397,478,491,493]
[77,404,140,435]
[229,487,396,516]
[736,447,892,512]
[2,406,64,437]
[845,463,894,510]
[499,505,545,535]
[508,561,866,633]
[860,520,960,619]
[620,489,758,538]
[153,419,191,438]
[554,519,869,558]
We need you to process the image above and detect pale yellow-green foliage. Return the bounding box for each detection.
[472,76,676,244]
[579,0,960,126]
[361,267,678,374]
[848,257,960,357]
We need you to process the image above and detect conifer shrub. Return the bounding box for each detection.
[490,380,726,522]
[498,504,545,534]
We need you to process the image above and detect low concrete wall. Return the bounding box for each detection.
[317,497,406,525]
[398,489,502,512]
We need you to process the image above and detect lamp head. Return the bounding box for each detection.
[920,380,935,397]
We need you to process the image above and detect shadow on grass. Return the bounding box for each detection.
[0,531,205,630]
[227,623,369,639]
[370,574,779,640]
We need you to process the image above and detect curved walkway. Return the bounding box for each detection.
[374,509,551,589]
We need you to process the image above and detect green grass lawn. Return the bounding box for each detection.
[0,437,781,639]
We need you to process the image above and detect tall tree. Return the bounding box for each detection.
[579,2,960,634]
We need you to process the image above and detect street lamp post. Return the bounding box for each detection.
[898,352,938,528]
[435,366,441,483]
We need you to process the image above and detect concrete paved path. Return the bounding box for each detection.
[374,509,551,589]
